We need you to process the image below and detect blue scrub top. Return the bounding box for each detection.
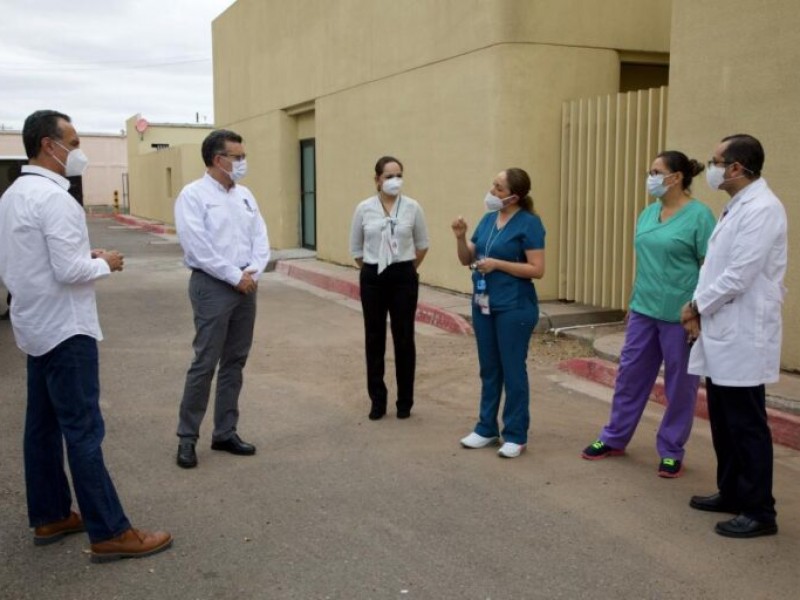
[470,209,546,312]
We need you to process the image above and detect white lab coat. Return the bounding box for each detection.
[688,178,787,386]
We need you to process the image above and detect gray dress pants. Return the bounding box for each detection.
[177,270,257,442]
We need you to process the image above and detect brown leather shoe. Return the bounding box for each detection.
[33,511,85,546]
[90,527,173,563]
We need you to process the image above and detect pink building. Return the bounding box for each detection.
[0,129,127,208]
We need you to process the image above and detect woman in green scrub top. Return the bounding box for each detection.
[452,168,545,459]
[581,151,715,478]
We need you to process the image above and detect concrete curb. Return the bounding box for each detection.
[275,261,473,335]
[558,357,800,451]
[112,213,176,235]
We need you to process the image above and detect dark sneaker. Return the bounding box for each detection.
[581,440,625,460]
[658,458,683,478]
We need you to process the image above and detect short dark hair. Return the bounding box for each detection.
[721,133,764,178]
[23,110,71,159]
[201,129,243,166]
[374,155,403,176]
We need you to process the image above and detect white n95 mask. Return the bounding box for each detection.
[381,177,403,196]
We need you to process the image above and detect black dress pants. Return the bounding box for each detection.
[359,261,419,413]
[706,378,776,523]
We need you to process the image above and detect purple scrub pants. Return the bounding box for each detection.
[598,311,699,460]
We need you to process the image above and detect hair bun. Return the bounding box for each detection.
[688,159,705,176]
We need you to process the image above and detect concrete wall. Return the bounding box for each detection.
[125,115,213,222]
[667,0,800,369]
[129,144,205,224]
[212,0,672,297]
[0,130,125,205]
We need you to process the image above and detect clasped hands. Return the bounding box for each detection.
[92,248,124,272]
[235,270,258,294]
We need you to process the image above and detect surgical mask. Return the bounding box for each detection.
[484,192,514,212]
[225,158,248,182]
[53,141,89,177]
[646,173,670,198]
[381,177,403,196]
[705,164,726,190]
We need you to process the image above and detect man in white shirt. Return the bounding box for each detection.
[174,129,270,468]
[0,110,172,562]
[681,134,787,538]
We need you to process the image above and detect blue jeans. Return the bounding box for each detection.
[25,335,130,543]
[472,301,538,444]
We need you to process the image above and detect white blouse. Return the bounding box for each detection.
[349,195,429,273]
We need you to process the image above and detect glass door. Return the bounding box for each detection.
[300,139,316,250]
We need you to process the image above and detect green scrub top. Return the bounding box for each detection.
[629,198,716,322]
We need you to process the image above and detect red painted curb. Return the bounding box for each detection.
[557,357,800,451]
[112,214,176,235]
[276,261,473,335]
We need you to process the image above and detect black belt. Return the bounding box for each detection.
[191,266,249,274]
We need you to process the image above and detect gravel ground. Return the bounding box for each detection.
[529,332,596,366]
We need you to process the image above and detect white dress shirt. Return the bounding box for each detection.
[349,194,429,273]
[174,173,271,286]
[0,165,111,357]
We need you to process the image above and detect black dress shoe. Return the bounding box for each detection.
[368,405,386,421]
[689,492,740,514]
[396,408,411,419]
[210,433,256,455]
[177,440,197,469]
[715,514,778,538]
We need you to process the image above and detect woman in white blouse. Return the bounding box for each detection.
[350,156,430,420]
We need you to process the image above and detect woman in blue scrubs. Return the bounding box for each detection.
[452,168,545,458]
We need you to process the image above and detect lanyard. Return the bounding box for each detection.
[483,213,504,258]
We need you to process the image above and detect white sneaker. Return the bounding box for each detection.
[460,432,499,449]
[497,442,526,458]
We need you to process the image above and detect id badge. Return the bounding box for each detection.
[474,293,490,315]
[389,236,399,255]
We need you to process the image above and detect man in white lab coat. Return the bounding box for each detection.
[681,134,787,538]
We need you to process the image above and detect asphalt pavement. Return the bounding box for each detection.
[0,217,799,600]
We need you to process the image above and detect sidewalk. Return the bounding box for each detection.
[558,326,800,452]
[111,213,800,450]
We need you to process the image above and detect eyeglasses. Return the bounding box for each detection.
[647,170,674,177]
[219,152,246,161]
[707,158,730,168]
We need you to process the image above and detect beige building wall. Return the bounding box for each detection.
[667,0,800,369]
[0,130,126,206]
[125,115,213,222]
[212,0,671,297]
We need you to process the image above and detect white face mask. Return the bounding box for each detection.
[53,141,89,177]
[484,191,515,212]
[705,164,726,190]
[381,177,403,196]
[646,173,670,198]
[222,157,247,182]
